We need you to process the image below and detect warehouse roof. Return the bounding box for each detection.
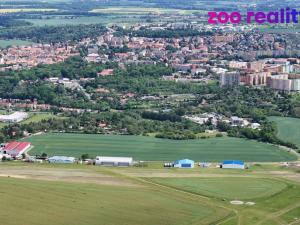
[223,160,244,165]
[174,159,194,164]
[96,156,133,163]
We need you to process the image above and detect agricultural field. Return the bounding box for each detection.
[25,133,297,162]
[0,162,299,225]
[269,116,300,149]
[0,39,34,48]
[0,8,58,14]
[24,15,153,27]
[90,7,200,15]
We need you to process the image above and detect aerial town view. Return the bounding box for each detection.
[0,0,300,225]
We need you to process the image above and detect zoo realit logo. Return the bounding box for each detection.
[208,8,300,24]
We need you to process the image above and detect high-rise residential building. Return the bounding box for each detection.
[220,72,240,87]
[244,72,270,86]
[267,74,291,91]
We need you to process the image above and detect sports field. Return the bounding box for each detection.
[25,133,297,162]
[269,116,300,149]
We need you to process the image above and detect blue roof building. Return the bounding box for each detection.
[222,160,245,169]
[174,159,194,168]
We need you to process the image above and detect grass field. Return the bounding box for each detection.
[0,8,58,14]
[150,177,287,200]
[0,162,299,225]
[24,133,297,162]
[24,15,147,27]
[269,116,300,149]
[0,39,33,48]
[0,112,61,128]
[90,7,200,15]
[0,177,227,225]
[21,113,61,125]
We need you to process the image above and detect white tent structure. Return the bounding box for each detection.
[0,112,28,123]
[48,156,76,164]
[95,156,133,167]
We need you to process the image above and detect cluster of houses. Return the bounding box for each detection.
[184,113,261,130]
[0,44,79,71]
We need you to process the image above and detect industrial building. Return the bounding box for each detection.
[95,156,133,167]
[0,112,28,123]
[48,156,76,164]
[221,160,245,169]
[173,159,195,168]
[0,141,31,158]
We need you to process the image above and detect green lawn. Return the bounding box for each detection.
[0,112,60,128]
[0,39,33,48]
[21,113,60,124]
[0,177,225,225]
[150,177,287,200]
[25,133,297,162]
[90,7,199,15]
[269,116,300,148]
[24,15,160,27]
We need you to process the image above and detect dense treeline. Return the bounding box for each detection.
[0,17,32,28]
[217,121,298,149]
[0,24,107,43]
[0,111,206,141]
[131,29,212,38]
[1,56,116,80]
[142,111,182,122]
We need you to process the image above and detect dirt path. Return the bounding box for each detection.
[0,167,138,187]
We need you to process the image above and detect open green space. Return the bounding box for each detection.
[0,8,58,14]
[0,39,33,48]
[0,177,225,225]
[0,112,61,128]
[21,113,61,125]
[150,177,287,200]
[90,7,200,15]
[0,162,300,225]
[24,16,145,26]
[269,116,300,149]
[25,133,297,162]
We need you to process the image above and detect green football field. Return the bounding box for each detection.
[24,133,297,162]
[269,116,300,149]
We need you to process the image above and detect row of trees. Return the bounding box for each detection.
[0,24,107,43]
[217,121,298,150]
